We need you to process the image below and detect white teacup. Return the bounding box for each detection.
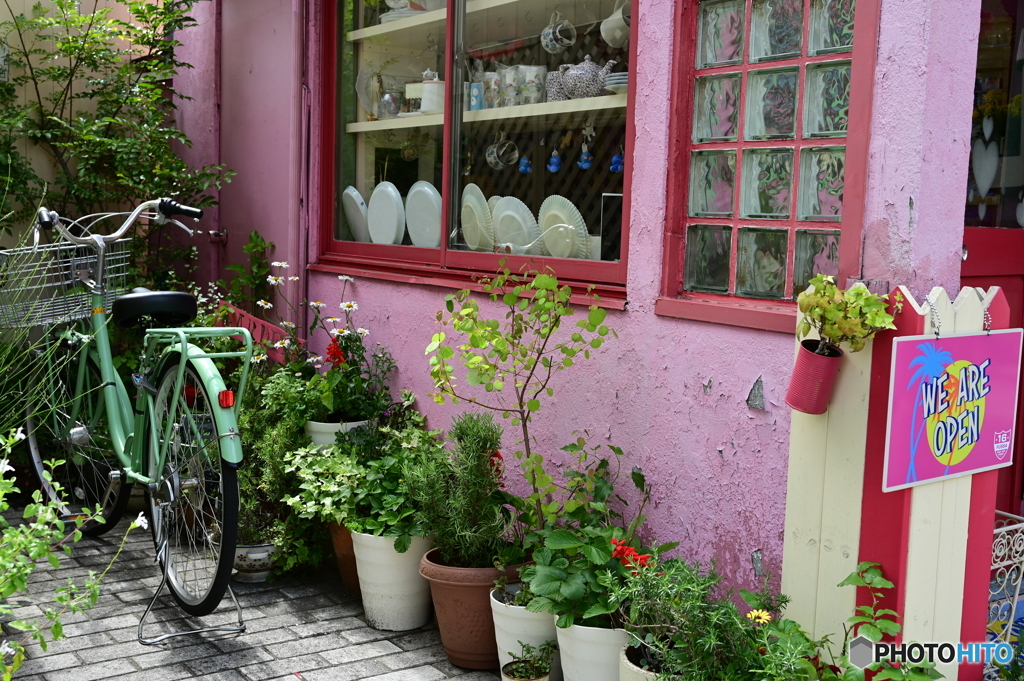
[601,0,631,48]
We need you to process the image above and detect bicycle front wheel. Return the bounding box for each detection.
[148,360,238,616]
[25,349,130,536]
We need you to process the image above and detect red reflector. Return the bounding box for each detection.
[219,390,235,408]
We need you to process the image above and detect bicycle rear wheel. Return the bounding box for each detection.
[147,359,238,616]
[25,347,130,536]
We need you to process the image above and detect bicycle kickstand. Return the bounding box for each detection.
[138,503,246,645]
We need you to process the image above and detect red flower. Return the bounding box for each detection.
[489,450,504,487]
[610,539,652,573]
[325,338,347,368]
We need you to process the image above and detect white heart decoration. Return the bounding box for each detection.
[972,138,1000,199]
[983,116,995,142]
[1016,201,1024,227]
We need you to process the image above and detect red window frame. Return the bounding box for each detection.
[655,0,880,332]
[312,0,641,308]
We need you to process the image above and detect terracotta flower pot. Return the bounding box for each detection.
[785,338,843,415]
[419,549,521,669]
[327,522,361,596]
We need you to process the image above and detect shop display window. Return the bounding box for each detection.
[323,0,635,292]
[660,0,865,328]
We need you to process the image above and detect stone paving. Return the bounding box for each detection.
[2,514,501,681]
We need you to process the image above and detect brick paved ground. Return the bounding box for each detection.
[2,514,500,681]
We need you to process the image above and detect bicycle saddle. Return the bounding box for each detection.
[112,287,198,328]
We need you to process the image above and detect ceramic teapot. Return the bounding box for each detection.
[559,56,617,100]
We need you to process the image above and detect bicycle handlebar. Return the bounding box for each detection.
[36,198,203,246]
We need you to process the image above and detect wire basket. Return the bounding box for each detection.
[0,239,132,327]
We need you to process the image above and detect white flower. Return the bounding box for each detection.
[340,301,358,311]
[13,427,25,441]
[294,372,303,377]
[267,275,284,286]
[271,261,289,268]
[273,339,292,349]
[0,460,13,476]
[250,353,267,364]
[328,329,341,337]
[0,641,14,658]
[324,317,340,323]
[357,328,370,336]
[288,276,300,281]
[338,275,354,282]
[281,321,296,329]
[309,301,326,310]
[307,356,324,364]
[256,300,273,309]
[341,328,352,336]
[132,512,149,530]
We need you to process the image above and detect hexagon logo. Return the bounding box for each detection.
[849,636,875,669]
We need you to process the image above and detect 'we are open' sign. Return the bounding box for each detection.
[883,329,1024,492]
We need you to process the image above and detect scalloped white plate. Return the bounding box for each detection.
[368,182,406,244]
[493,197,546,255]
[342,186,369,242]
[487,195,502,216]
[539,195,589,259]
[461,183,493,252]
[405,181,442,248]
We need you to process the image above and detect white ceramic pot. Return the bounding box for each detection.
[233,543,279,583]
[304,419,370,446]
[619,644,656,681]
[491,588,562,681]
[501,663,550,681]
[554,620,627,681]
[351,531,433,631]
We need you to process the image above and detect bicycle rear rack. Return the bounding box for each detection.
[137,502,246,645]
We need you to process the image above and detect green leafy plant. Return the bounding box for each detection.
[502,640,558,680]
[219,231,274,317]
[404,412,523,568]
[425,267,615,531]
[797,274,899,354]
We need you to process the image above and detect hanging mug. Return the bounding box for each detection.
[541,11,577,54]
[601,0,630,48]
[486,132,519,170]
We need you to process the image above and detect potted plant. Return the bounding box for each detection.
[285,395,435,631]
[787,274,898,414]
[406,412,527,669]
[501,640,558,681]
[492,579,563,681]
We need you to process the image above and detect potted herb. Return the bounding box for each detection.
[406,412,527,669]
[501,640,558,681]
[787,274,898,414]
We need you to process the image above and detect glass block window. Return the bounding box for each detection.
[681,0,854,300]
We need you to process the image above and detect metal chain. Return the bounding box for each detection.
[926,297,941,339]
[984,307,993,334]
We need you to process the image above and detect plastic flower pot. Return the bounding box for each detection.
[351,531,432,631]
[554,619,627,681]
[491,587,562,681]
[304,419,370,446]
[785,338,843,415]
[619,644,656,681]
[501,662,550,681]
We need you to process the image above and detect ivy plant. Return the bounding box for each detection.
[797,274,899,355]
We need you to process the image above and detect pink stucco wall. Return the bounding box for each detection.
[860,0,979,299]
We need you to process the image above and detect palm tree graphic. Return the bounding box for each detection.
[906,342,952,484]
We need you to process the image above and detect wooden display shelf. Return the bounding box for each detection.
[346,94,627,133]
[348,0,517,45]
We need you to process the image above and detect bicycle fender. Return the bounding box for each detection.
[157,343,244,466]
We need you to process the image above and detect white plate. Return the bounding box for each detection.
[605,75,629,82]
[405,181,442,248]
[605,84,628,95]
[342,186,369,242]
[367,181,406,245]
[539,195,589,259]
[461,183,493,252]
[493,197,545,255]
[487,196,502,216]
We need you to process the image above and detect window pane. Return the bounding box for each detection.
[750,0,803,62]
[741,148,794,219]
[694,74,741,142]
[810,0,856,55]
[794,230,840,295]
[745,68,799,140]
[690,150,737,217]
[685,225,732,293]
[799,147,845,220]
[805,61,851,138]
[697,0,745,68]
[452,0,631,262]
[737,228,788,298]
[339,2,447,248]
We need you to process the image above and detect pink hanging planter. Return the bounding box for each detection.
[785,339,844,414]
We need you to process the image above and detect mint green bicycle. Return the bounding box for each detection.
[2,199,253,623]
